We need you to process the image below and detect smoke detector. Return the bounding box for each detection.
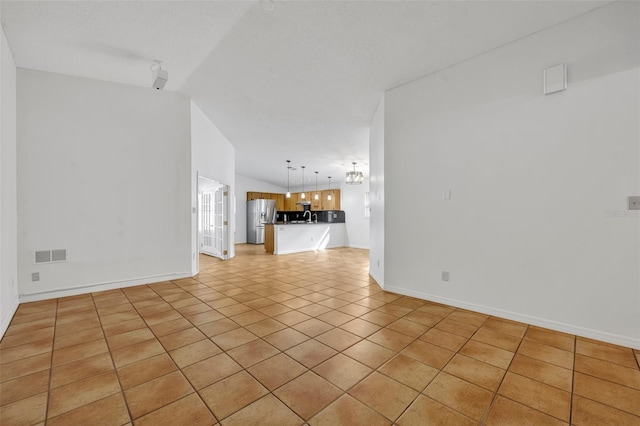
[151,60,168,90]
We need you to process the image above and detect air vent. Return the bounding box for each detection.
[35,251,51,263]
[52,249,67,262]
[34,249,67,264]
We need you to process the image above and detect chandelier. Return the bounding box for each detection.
[345,162,363,185]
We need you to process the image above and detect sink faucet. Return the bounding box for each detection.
[303,210,311,223]
[312,213,318,223]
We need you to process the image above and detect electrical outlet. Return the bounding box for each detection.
[629,196,640,210]
[32,272,40,282]
[441,271,449,282]
[377,260,380,268]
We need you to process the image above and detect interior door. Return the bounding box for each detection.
[213,188,225,258]
[200,190,217,256]
[198,177,229,261]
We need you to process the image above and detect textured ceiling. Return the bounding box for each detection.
[1,0,609,187]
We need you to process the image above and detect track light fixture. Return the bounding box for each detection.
[151,60,168,90]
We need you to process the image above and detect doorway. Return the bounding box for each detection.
[198,176,229,262]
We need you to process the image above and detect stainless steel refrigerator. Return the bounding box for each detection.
[247,199,276,244]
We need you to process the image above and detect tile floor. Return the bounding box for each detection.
[1,245,639,425]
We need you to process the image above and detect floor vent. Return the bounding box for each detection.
[34,249,67,264]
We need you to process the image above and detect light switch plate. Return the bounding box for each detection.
[629,196,640,210]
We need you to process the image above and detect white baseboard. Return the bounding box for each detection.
[384,285,640,350]
[369,271,384,289]
[19,272,192,303]
[347,244,370,250]
[0,295,19,339]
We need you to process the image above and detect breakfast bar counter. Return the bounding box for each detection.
[265,223,346,254]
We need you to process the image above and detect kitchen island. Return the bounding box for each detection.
[265,223,346,255]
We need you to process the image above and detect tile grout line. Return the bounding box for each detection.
[479,322,528,426]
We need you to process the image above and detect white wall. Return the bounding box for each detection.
[191,101,236,267]
[382,2,640,348]
[339,180,370,249]
[235,174,286,244]
[0,24,18,337]
[17,70,193,301]
[369,98,385,286]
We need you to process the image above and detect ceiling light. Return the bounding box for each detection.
[314,171,319,200]
[301,166,306,199]
[327,176,332,201]
[285,160,291,198]
[346,162,363,185]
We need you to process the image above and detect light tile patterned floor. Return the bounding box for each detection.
[1,244,639,425]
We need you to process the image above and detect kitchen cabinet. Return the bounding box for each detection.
[285,192,309,211]
[295,193,306,211]
[247,192,283,210]
[284,192,297,211]
[311,192,321,211]
[249,190,338,211]
[265,224,274,254]
[274,194,285,211]
[321,189,340,210]
[247,191,272,201]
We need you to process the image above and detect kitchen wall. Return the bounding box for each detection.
[0,23,18,337]
[369,98,384,286]
[339,179,370,249]
[382,2,640,347]
[17,70,193,301]
[191,101,236,266]
[235,174,286,244]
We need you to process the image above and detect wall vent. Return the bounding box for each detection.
[35,251,51,264]
[34,249,67,264]
[52,249,67,262]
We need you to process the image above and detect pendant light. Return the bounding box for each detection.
[314,171,319,200]
[300,166,306,199]
[346,162,364,184]
[285,160,291,198]
[327,176,332,201]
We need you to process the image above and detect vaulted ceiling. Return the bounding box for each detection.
[1,0,609,187]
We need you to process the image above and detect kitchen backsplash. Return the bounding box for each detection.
[276,210,346,223]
